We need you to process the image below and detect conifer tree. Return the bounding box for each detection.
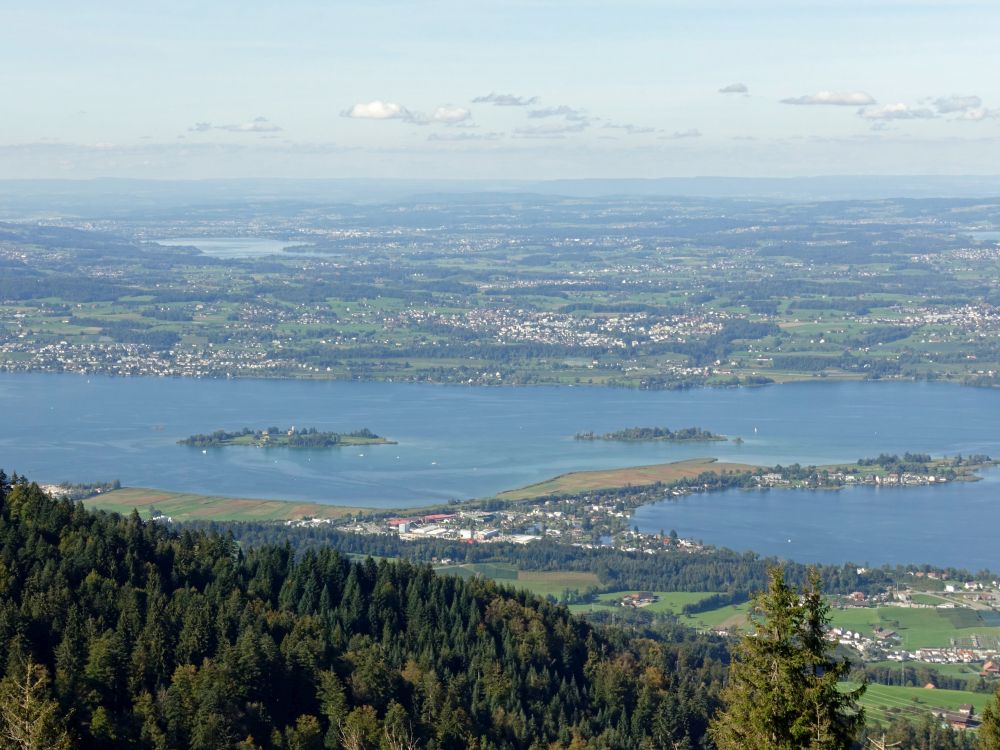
[0,660,73,750]
[980,684,1000,750]
[709,567,865,750]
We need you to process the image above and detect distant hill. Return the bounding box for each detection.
[4,175,1000,218]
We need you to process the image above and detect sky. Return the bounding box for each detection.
[3,0,1000,180]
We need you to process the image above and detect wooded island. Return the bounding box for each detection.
[178,426,394,448]
[574,426,726,442]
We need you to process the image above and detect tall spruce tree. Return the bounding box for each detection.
[0,660,73,750]
[709,566,865,750]
[980,684,1000,750]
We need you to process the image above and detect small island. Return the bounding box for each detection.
[574,426,726,442]
[179,426,395,449]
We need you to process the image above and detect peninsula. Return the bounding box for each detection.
[178,426,394,448]
[574,426,726,442]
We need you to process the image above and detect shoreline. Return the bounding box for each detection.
[3,367,995,391]
[77,456,995,522]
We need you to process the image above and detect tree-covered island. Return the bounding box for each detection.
[178,426,394,448]
[575,425,726,442]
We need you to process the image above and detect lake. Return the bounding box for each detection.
[153,237,317,258]
[631,474,1000,570]
[1,374,997,568]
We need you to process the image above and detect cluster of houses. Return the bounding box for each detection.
[754,471,949,489]
[830,627,1000,670]
[336,492,707,556]
[389,305,732,352]
[0,339,299,378]
[380,512,524,545]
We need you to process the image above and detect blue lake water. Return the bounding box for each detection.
[631,475,1000,571]
[1,374,997,568]
[153,237,317,258]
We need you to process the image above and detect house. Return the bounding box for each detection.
[873,627,898,641]
[621,592,658,608]
[933,708,978,731]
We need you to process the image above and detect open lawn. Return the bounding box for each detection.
[682,603,752,631]
[847,683,992,727]
[866,660,985,682]
[650,599,1000,645]
[85,487,362,523]
[569,590,720,616]
[434,563,601,598]
[909,593,947,606]
[569,591,753,631]
[497,458,757,501]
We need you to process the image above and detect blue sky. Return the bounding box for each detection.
[3,0,1000,179]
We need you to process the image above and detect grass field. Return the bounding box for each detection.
[568,590,720,615]
[433,563,601,598]
[848,683,991,726]
[497,458,757,500]
[576,594,1000,645]
[909,593,947,606]
[569,590,752,631]
[682,602,752,631]
[85,487,363,522]
[866,660,984,681]
[829,606,1000,650]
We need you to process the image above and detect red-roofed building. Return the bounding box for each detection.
[422,513,458,523]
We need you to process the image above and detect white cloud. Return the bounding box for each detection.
[719,83,748,94]
[512,122,588,138]
[218,116,283,133]
[858,102,935,120]
[782,90,876,106]
[603,122,656,135]
[661,128,702,140]
[342,100,410,120]
[934,94,982,114]
[955,108,1000,121]
[432,106,471,124]
[342,101,474,126]
[528,105,589,122]
[187,117,282,134]
[472,92,539,106]
[428,131,502,141]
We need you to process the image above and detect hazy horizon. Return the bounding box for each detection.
[5,1,1000,181]
[6,174,1000,213]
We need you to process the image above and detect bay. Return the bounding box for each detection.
[630,473,1000,570]
[0,374,997,567]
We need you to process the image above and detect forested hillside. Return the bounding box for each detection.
[200,521,896,596]
[0,475,728,750]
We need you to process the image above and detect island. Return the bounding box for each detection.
[178,426,395,448]
[574,426,726,442]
